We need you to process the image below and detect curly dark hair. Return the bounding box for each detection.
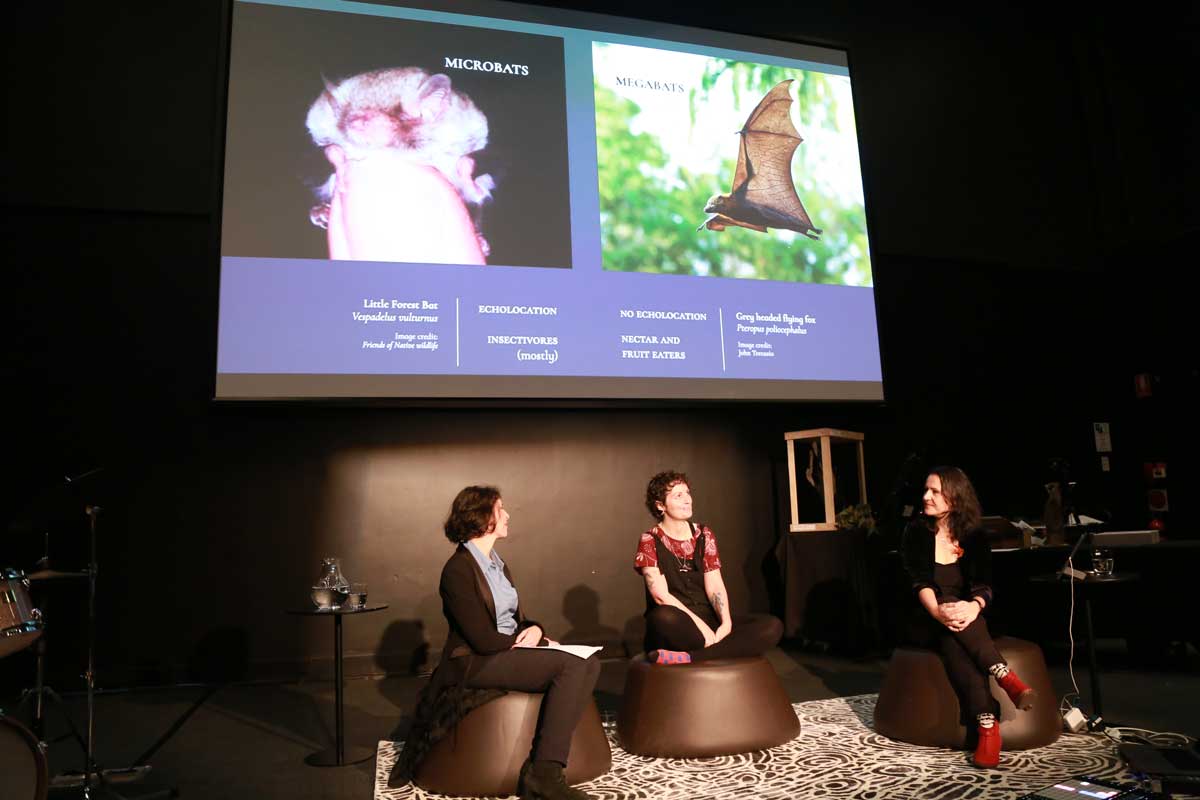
[924,465,982,541]
[645,471,689,521]
[444,485,501,544]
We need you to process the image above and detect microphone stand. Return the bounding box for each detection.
[85,504,103,795]
[49,504,175,799]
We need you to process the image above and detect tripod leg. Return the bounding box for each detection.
[34,636,47,739]
[69,771,177,800]
[134,685,217,766]
[44,686,90,752]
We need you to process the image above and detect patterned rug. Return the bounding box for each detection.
[375,694,1134,799]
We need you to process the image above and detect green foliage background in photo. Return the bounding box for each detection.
[594,45,872,286]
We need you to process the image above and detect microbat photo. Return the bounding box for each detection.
[220,3,572,269]
[305,67,498,265]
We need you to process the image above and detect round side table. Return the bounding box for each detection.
[286,604,388,766]
[1030,572,1138,719]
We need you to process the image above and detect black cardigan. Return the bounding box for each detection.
[437,544,542,676]
[388,544,542,787]
[900,519,994,607]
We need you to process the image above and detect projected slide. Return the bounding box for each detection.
[216,0,883,401]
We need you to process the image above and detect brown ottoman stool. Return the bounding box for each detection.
[618,655,800,757]
[413,692,611,796]
[873,636,1060,750]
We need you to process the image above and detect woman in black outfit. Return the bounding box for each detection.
[389,486,601,800]
[633,471,782,664]
[901,466,1036,768]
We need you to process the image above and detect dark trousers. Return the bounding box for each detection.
[465,648,601,765]
[908,606,1006,720]
[644,606,783,662]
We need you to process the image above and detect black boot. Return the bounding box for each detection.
[518,759,594,800]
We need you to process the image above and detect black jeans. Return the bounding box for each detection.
[908,601,1005,720]
[644,606,783,662]
[465,648,601,764]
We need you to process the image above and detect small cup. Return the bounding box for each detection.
[1091,548,1114,576]
[347,583,368,609]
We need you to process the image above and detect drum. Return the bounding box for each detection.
[1,568,43,659]
[0,714,48,800]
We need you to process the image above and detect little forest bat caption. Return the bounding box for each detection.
[305,67,495,256]
[700,79,822,240]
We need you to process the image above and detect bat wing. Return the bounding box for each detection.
[726,80,821,238]
[700,212,768,233]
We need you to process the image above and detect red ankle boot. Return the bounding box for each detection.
[996,671,1035,710]
[973,723,1001,768]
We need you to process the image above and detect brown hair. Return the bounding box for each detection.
[645,471,689,521]
[926,465,982,540]
[444,485,501,544]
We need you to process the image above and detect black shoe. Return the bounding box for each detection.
[519,759,594,800]
[518,759,533,794]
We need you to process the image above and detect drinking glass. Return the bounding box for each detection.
[1091,548,1114,576]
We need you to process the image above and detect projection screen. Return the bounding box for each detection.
[216,0,883,401]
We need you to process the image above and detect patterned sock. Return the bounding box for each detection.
[977,712,996,728]
[988,663,1010,679]
[648,649,692,665]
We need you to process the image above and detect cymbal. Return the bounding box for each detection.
[7,467,111,532]
[26,568,90,581]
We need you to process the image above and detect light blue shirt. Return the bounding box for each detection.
[465,540,519,635]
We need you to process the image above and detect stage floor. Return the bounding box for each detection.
[14,641,1199,799]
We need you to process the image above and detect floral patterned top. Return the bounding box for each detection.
[634,523,722,573]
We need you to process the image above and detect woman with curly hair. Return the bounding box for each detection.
[901,466,1036,769]
[389,486,601,800]
[633,470,782,665]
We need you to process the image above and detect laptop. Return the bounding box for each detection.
[1120,741,1200,778]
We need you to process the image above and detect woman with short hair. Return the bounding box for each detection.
[633,470,782,664]
[389,486,601,800]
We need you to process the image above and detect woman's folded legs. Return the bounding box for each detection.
[465,648,602,764]
[644,606,782,662]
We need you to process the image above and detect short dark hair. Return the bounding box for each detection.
[645,471,689,521]
[444,485,501,544]
[927,465,982,540]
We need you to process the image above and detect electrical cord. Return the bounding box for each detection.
[1063,556,1082,709]
[1103,726,1196,747]
[1061,559,1196,749]
[1060,694,1081,716]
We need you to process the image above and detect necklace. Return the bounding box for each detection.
[659,524,696,573]
[936,530,963,559]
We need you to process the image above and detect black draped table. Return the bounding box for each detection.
[1028,572,1138,719]
[990,541,1200,660]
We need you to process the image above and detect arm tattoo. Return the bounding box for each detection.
[711,592,725,615]
[643,567,662,589]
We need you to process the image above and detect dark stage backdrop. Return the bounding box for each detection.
[1,0,1195,689]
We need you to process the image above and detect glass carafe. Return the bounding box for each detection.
[312,557,351,609]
